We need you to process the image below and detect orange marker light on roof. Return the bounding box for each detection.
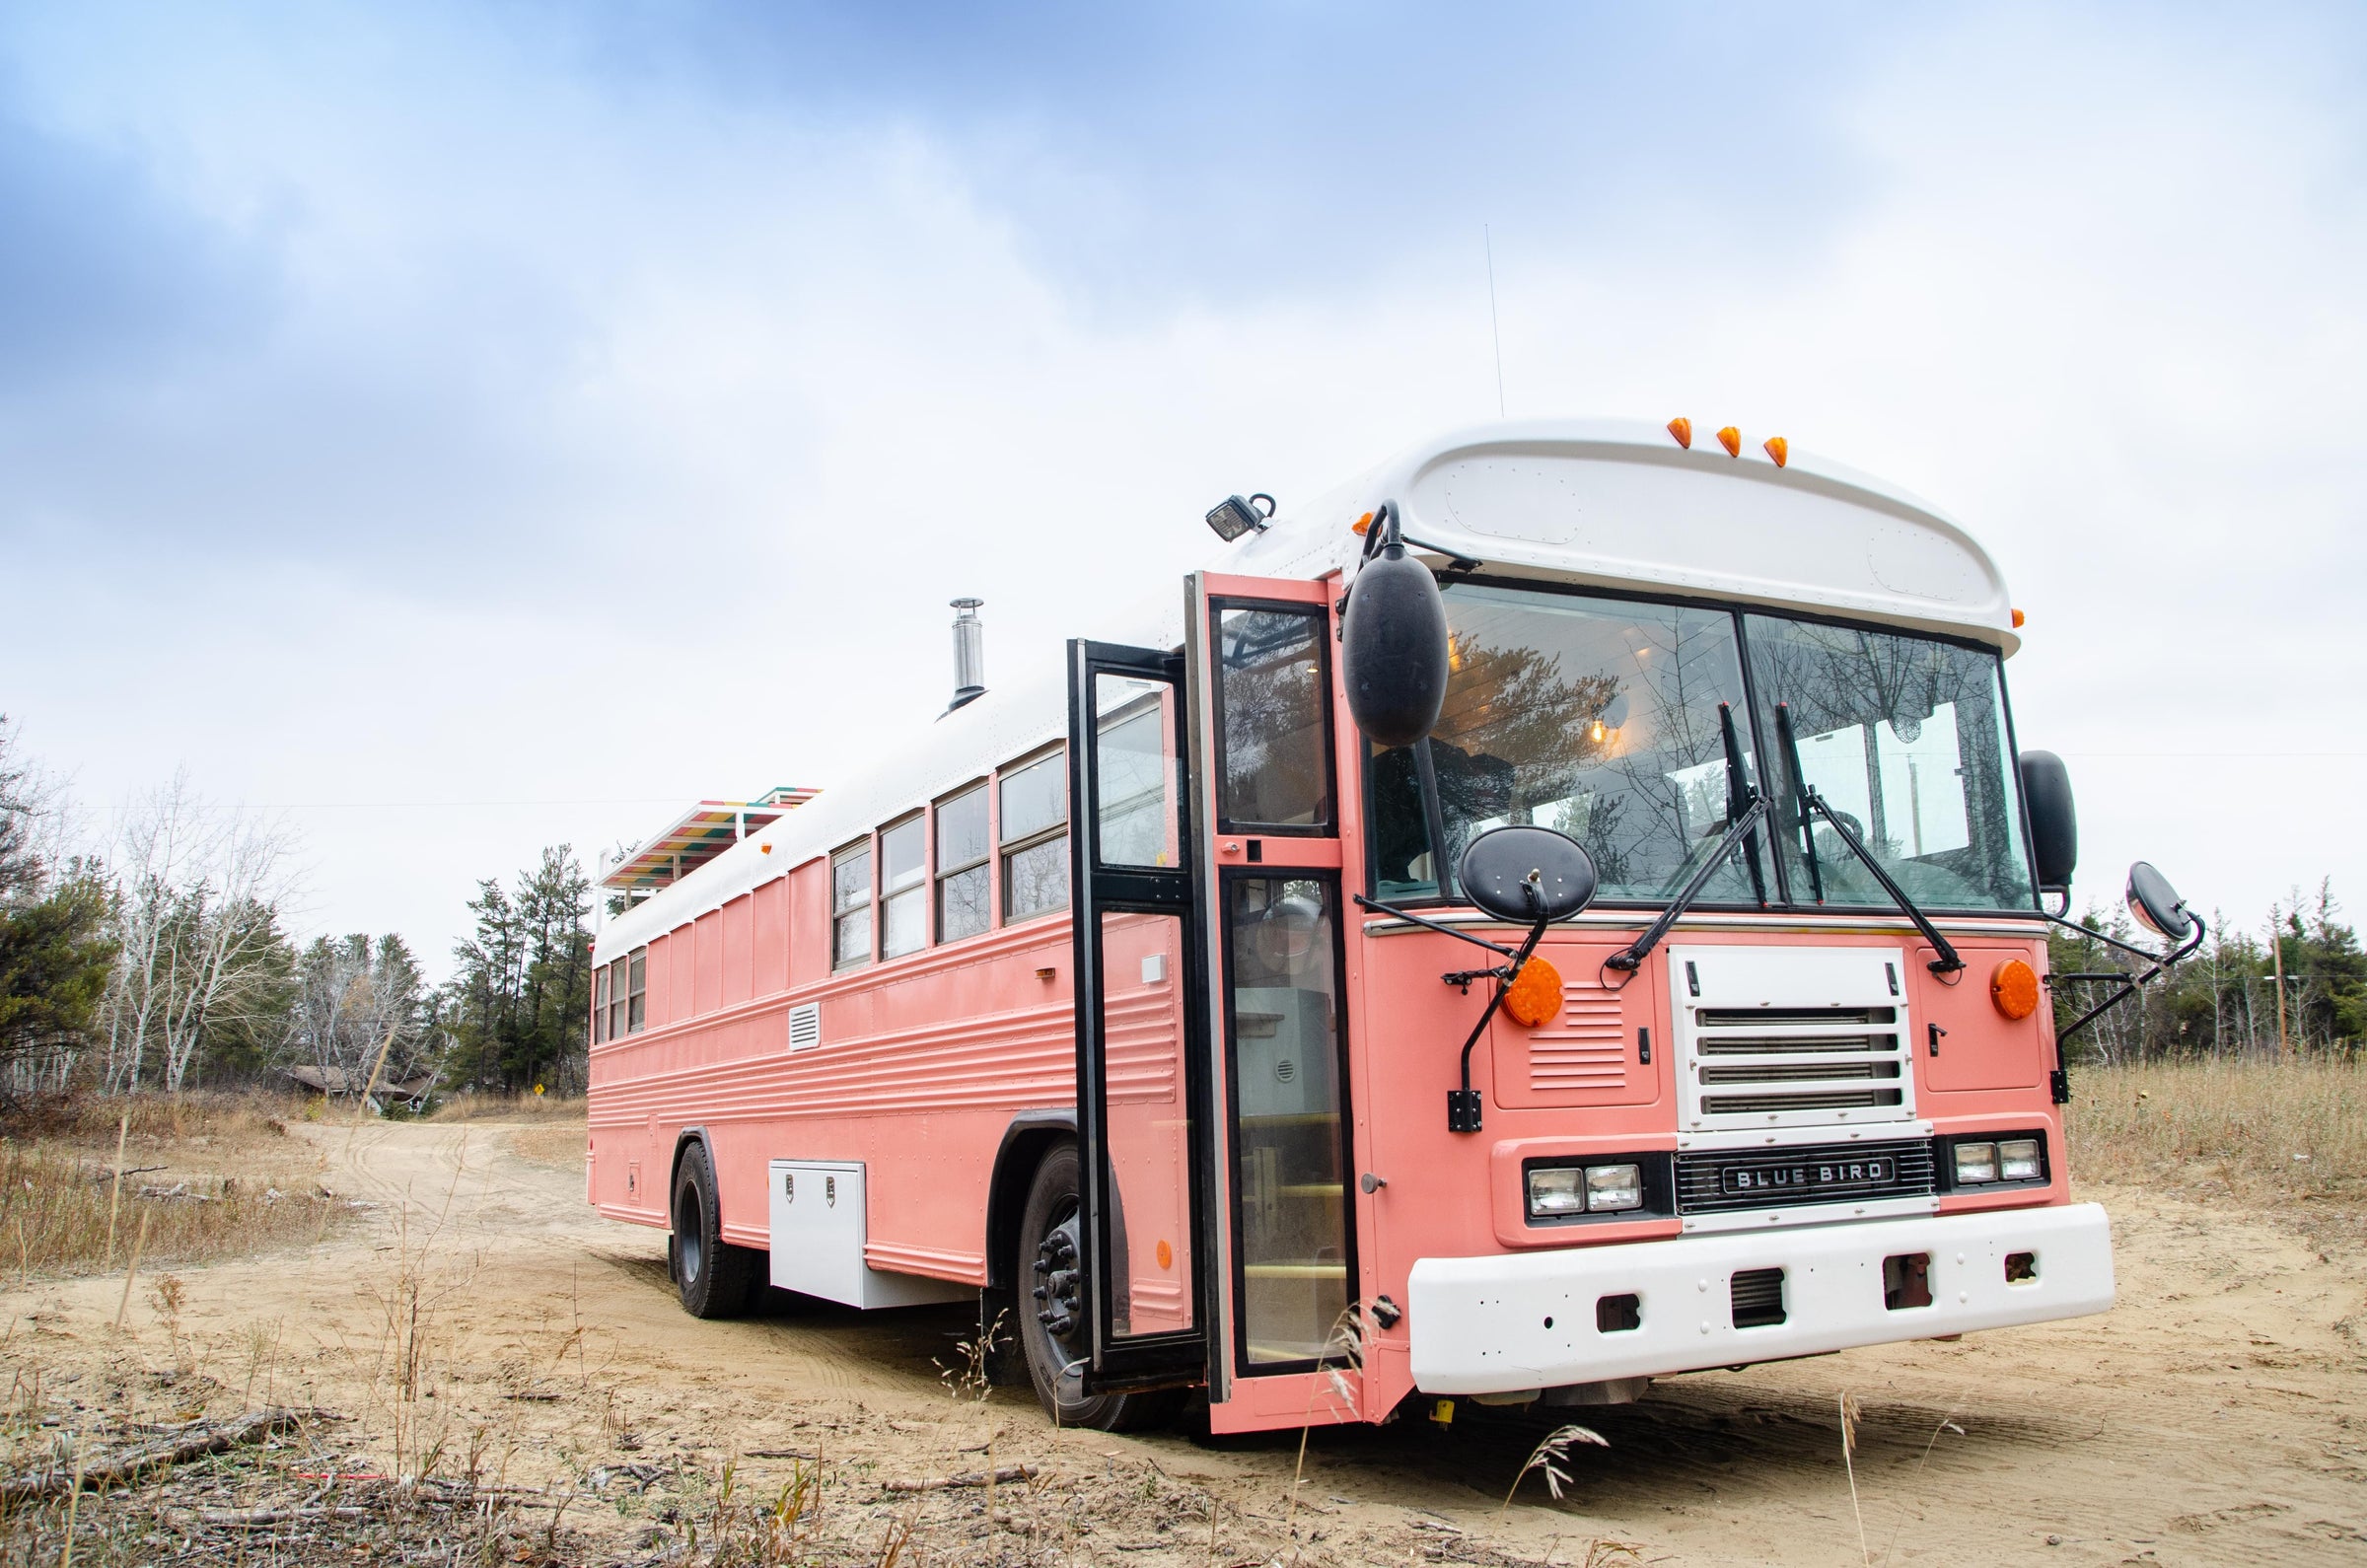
[1352,510,1374,535]
[1667,417,1692,450]
[2011,608,2026,629]
[1716,426,1742,458]
[1763,435,1789,467]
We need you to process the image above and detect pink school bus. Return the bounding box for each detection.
[586,419,2181,1435]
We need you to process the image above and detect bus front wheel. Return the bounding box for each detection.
[672,1140,759,1319]
[1016,1140,1181,1431]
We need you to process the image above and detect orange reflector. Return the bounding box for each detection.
[1716,425,1742,457]
[1667,417,1692,450]
[1352,510,1374,535]
[759,843,773,854]
[1991,959,2041,1021]
[1763,435,1788,467]
[2011,607,2026,629]
[1156,1239,1174,1269]
[1502,956,1563,1028]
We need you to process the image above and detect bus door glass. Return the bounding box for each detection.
[1189,575,1357,1380]
[1066,640,1207,1390]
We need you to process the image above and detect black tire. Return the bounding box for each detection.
[672,1140,760,1319]
[1016,1140,1184,1431]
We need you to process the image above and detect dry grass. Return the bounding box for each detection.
[427,1091,587,1123]
[2068,1057,2367,1205]
[506,1121,589,1171]
[0,1094,338,1283]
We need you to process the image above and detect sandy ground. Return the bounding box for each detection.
[5,1118,2362,1565]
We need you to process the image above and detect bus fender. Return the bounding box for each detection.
[982,1109,1076,1295]
[666,1125,716,1283]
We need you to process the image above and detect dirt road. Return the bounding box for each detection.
[9,1119,2362,1565]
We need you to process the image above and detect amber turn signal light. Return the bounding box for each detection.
[1502,956,1563,1028]
[1352,510,1374,535]
[1667,417,1692,450]
[1763,435,1788,467]
[1991,959,2041,1021]
[1716,425,1742,457]
[2011,607,2026,629]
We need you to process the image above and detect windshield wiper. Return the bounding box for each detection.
[1719,700,1769,906]
[1607,702,1769,973]
[1771,701,1825,904]
[1773,700,1965,977]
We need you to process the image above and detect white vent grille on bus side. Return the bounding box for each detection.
[1671,944,1915,1132]
[788,1003,822,1052]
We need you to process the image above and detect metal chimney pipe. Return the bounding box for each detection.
[946,598,985,713]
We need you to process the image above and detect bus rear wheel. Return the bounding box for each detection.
[1016,1140,1183,1431]
[672,1140,759,1319]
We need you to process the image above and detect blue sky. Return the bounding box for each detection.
[4,2,2363,963]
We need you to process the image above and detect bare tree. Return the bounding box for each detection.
[99,772,298,1093]
[286,933,434,1091]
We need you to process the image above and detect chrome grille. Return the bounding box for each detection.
[1694,994,1912,1132]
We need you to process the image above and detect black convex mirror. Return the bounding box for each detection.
[1339,503,1449,748]
[2019,750,2078,893]
[1457,824,1598,924]
[2125,861,2197,944]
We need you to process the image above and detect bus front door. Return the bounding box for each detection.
[1185,573,1361,1425]
[1066,639,1209,1391]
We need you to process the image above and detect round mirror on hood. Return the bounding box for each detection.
[1457,824,1598,925]
[2124,861,2195,943]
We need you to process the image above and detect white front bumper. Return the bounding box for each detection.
[1407,1203,2114,1395]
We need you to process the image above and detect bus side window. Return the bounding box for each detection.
[880,815,926,959]
[1000,748,1069,921]
[626,947,647,1033]
[606,956,629,1040]
[936,783,991,941]
[592,963,609,1044]
[831,841,874,969]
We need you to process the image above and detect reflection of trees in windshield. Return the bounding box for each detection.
[1218,607,1331,828]
[1745,617,2032,911]
[1370,589,1755,901]
[1595,608,1756,891]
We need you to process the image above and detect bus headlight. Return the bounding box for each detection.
[1998,1138,2043,1181]
[1526,1168,1586,1216]
[1585,1164,1644,1212]
[1953,1142,1999,1183]
[1526,1157,1659,1220]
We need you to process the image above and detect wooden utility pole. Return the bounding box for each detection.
[2271,909,2290,1057]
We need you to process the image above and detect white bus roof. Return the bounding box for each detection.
[595,420,2017,962]
[1231,419,2018,655]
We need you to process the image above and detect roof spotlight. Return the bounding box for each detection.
[1205,492,1276,541]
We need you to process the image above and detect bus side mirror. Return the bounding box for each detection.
[2019,749,2077,893]
[1339,505,1449,748]
[1458,825,1598,924]
[2125,861,2197,944]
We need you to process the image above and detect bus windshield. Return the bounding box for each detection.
[1367,583,2036,913]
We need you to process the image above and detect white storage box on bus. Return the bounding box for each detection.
[766,1160,970,1310]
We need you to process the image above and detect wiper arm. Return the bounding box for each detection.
[1606,794,1771,972]
[1773,697,1964,977]
[1717,701,1769,908]
[1772,702,1825,904]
